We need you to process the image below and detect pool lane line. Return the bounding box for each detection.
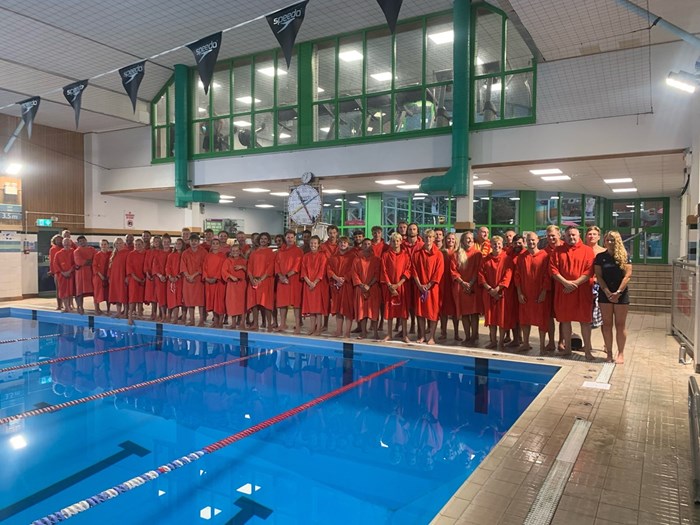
[0,348,278,426]
[0,333,62,345]
[30,359,408,524]
[0,341,160,375]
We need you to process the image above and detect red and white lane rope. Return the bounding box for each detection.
[0,341,159,375]
[0,333,62,345]
[0,349,277,426]
[31,359,408,524]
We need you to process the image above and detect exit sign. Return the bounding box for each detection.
[36,219,53,227]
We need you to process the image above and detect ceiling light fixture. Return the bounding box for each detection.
[279,133,291,139]
[5,163,21,175]
[397,184,420,190]
[219,194,235,199]
[370,72,393,82]
[269,192,289,197]
[666,71,697,94]
[414,192,429,197]
[339,50,363,62]
[319,127,330,133]
[317,87,325,93]
[472,180,493,186]
[242,188,270,193]
[235,96,261,105]
[541,175,571,181]
[612,188,638,193]
[323,189,346,194]
[219,199,233,204]
[257,67,287,77]
[603,177,633,184]
[375,179,405,185]
[529,168,562,175]
[428,30,454,45]
[255,204,274,208]
[233,120,252,127]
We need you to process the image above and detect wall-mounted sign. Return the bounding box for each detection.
[124,211,135,229]
[36,218,53,227]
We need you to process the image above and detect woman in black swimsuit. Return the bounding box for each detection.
[594,231,632,364]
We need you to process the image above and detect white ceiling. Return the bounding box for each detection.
[0,0,698,132]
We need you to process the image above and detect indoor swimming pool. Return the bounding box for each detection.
[0,310,558,524]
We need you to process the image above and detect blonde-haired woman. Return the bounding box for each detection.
[594,231,632,363]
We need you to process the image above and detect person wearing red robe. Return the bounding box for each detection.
[380,232,412,343]
[352,238,381,339]
[180,234,207,326]
[143,236,160,320]
[451,232,482,346]
[48,234,64,310]
[236,231,251,258]
[55,238,76,311]
[319,225,339,331]
[412,229,444,345]
[125,233,135,252]
[438,232,459,342]
[126,238,147,324]
[370,225,389,331]
[505,235,525,349]
[549,226,596,359]
[166,238,185,322]
[515,232,551,354]
[401,223,424,336]
[151,235,171,321]
[246,232,277,331]
[544,225,564,351]
[200,229,215,252]
[478,236,514,349]
[218,231,232,255]
[275,231,304,333]
[327,236,355,338]
[221,244,247,328]
[108,238,128,318]
[203,238,227,327]
[72,236,96,314]
[92,239,111,315]
[301,236,329,335]
[475,226,492,256]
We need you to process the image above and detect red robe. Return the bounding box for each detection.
[371,239,387,258]
[327,250,355,318]
[239,243,251,258]
[412,245,444,322]
[380,249,412,319]
[478,252,514,329]
[440,248,456,316]
[301,251,329,315]
[476,239,492,256]
[222,257,247,316]
[352,252,381,321]
[151,249,170,306]
[73,245,96,296]
[126,250,147,303]
[180,247,207,307]
[246,247,276,310]
[549,241,595,323]
[165,251,183,309]
[143,249,157,303]
[401,238,425,313]
[275,245,303,308]
[451,247,483,316]
[320,240,339,258]
[92,250,111,304]
[55,249,75,299]
[108,250,128,304]
[203,251,226,314]
[515,250,551,331]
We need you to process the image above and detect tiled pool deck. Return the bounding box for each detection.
[2,298,697,524]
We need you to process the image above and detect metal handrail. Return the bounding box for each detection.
[621,230,647,264]
[688,376,700,504]
[621,230,645,245]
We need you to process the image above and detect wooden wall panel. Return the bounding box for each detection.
[0,114,85,232]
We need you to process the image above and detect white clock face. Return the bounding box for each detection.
[301,171,314,184]
[288,184,321,226]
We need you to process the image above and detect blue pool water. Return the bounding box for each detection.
[0,312,558,524]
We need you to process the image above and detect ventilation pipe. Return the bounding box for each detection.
[419,0,470,197]
[614,0,700,51]
[173,64,219,208]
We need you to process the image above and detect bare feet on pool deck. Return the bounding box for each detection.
[484,341,497,349]
[381,335,391,342]
[615,353,624,364]
[506,340,520,348]
[426,338,436,345]
[517,344,532,352]
[401,336,410,344]
[293,326,301,335]
[437,334,447,341]
[556,349,572,357]
[544,342,556,352]
[416,337,425,344]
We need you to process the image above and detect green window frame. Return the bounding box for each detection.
[151,77,175,162]
[470,2,536,129]
[473,189,521,235]
[534,192,604,234]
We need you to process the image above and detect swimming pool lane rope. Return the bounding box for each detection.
[0,341,159,375]
[30,359,408,524]
[0,349,278,427]
[0,333,61,345]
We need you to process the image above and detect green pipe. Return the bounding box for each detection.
[419,0,469,197]
[174,64,219,208]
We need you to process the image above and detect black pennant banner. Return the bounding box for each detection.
[376,0,404,34]
[63,79,88,128]
[187,32,222,95]
[119,61,146,113]
[18,96,40,139]
[266,0,309,69]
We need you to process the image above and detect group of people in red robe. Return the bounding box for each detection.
[48,221,631,360]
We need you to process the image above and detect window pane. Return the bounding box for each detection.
[167,84,175,123]
[474,76,501,123]
[612,202,635,229]
[560,193,582,227]
[506,19,533,71]
[338,35,363,97]
[366,28,393,93]
[473,190,489,225]
[338,99,363,139]
[212,118,230,152]
[233,58,253,114]
[426,85,453,128]
[395,89,423,132]
[155,94,166,125]
[254,111,274,148]
[491,190,517,225]
[643,233,663,259]
[277,108,298,145]
[504,71,533,119]
[640,200,664,228]
[277,50,298,107]
[211,65,230,117]
[193,122,207,154]
[345,194,366,227]
[426,15,453,84]
[584,196,598,227]
[396,21,423,89]
[411,195,428,225]
[366,94,392,136]
[255,53,275,111]
[323,195,342,225]
[475,8,502,76]
[155,127,167,158]
[536,192,560,225]
[314,41,336,101]
[193,74,209,118]
[382,191,409,226]
[232,115,253,150]
[314,103,335,141]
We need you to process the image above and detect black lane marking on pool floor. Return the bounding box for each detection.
[31,310,37,320]
[156,322,163,338]
[0,440,150,521]
[34,402,52,409]
[226,497,273,524]
[88,315,94,329]
[475,357,489,415]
